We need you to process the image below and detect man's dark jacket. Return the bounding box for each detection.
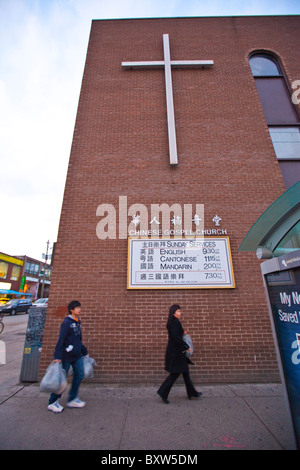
[54,316,88,362]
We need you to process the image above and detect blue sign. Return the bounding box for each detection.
[266,266,300,448]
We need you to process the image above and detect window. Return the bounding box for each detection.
[10,265,21,281]
[25,262,39,275]
[269,127,300,160]
[249,53,300,189]
[0,262,8,279]
[249,55,281,76]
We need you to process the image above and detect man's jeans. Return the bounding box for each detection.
[48,357,84,405]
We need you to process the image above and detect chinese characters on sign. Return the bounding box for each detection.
[127,237,235,289]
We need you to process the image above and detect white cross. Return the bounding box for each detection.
[122,34,214,165]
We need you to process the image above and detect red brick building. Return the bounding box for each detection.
[40,16,300,384]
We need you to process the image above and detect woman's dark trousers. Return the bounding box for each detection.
[157,371,197,399]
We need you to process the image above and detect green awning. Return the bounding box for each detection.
[238,181,300,254]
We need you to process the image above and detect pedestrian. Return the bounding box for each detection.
[157,304,202,404]
[47,300,88,413]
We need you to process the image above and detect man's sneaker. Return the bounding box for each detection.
[67,397,86,408]
[47,400,64,413]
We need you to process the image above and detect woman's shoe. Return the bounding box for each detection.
[157,391,169,404]
[188,391,203,400]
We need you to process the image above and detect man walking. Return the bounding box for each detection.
[47,300,88,413]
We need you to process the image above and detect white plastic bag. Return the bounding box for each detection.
[183,334,193,357]
[39,361,67,394]
[83,354,96,379]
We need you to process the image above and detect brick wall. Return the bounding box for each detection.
[40,16,300,384]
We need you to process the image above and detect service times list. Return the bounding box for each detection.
[128,237,235,289]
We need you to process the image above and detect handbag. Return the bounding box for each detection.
[83,354,96,379]
[68,354,96,379]
[39,361,67,394]
[183,333,193,357]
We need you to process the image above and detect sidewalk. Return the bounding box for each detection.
[0,316,296,450]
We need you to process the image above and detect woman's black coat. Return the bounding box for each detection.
[165,317,191,374]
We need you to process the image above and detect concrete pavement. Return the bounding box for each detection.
[0,314,296,450]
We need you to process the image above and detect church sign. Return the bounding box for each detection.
[127,237,235,289]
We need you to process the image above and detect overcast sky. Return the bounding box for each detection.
[1,0,300,261]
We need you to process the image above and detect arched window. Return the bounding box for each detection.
[249,55,281,77]
[249,52,300,189]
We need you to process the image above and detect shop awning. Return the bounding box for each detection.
[238,181,300,256]
[0,289,32,296]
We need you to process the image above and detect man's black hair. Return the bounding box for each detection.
[68,300,81,314]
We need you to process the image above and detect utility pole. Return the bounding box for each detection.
[41,240,50,298]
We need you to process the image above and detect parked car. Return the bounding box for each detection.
[0,298,9,305]
[0,299,32,315]
[32,298,48,307]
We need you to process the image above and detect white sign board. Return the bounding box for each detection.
[127,237,235,289]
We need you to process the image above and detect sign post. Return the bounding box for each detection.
[261,249,300,449]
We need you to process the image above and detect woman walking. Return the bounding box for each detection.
[157,304,202,404]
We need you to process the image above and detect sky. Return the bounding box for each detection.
[1,0,300,262]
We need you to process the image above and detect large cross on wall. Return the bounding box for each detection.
[122,34,214,165]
